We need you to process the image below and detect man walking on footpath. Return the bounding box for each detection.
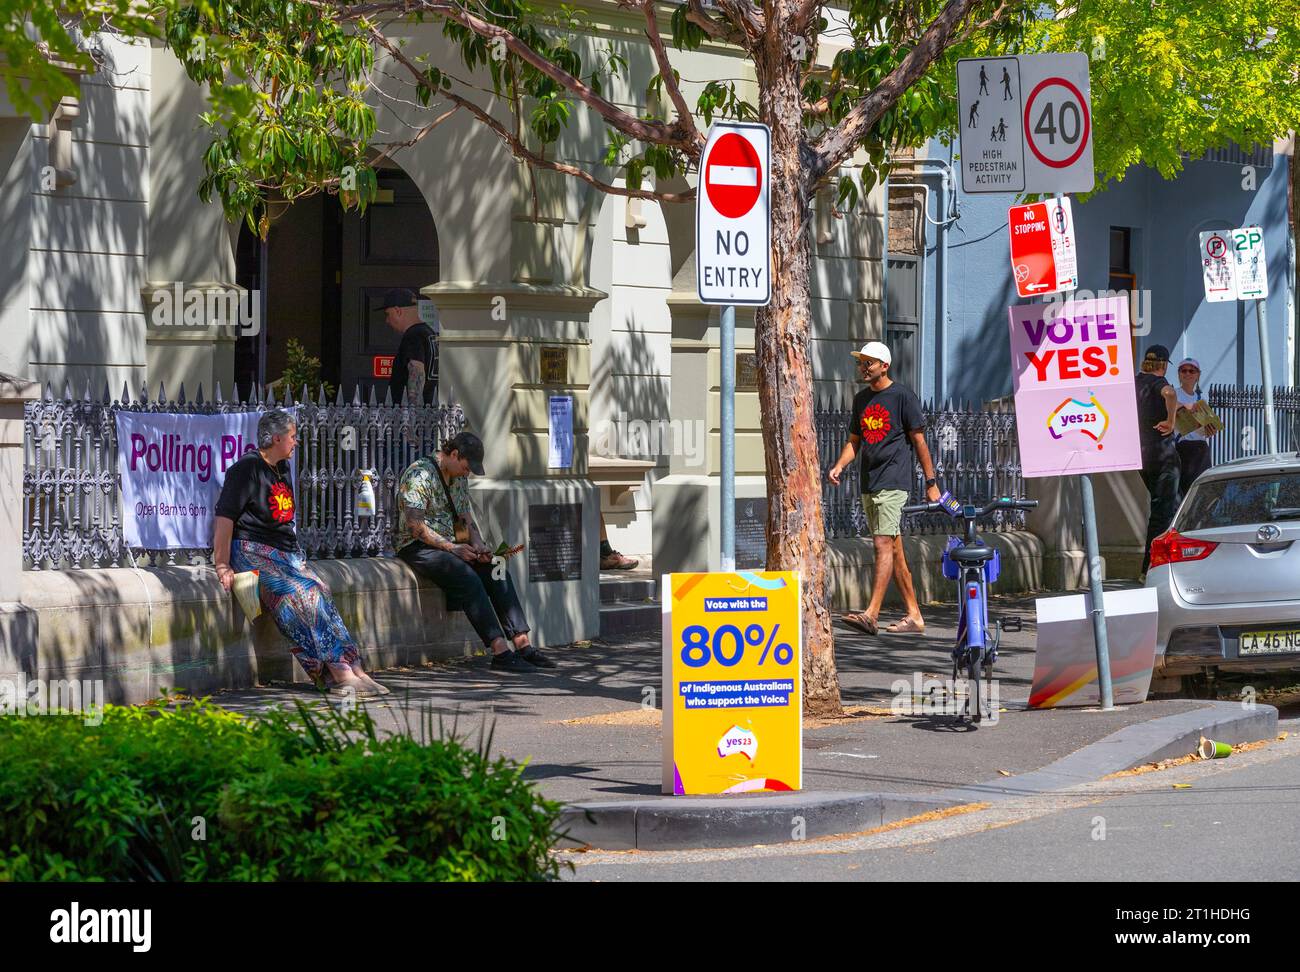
[827,342,941,635]
[1135,344,1181,575]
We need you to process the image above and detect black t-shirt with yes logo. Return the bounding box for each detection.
[214,452,299,552]
[850,382,925,494]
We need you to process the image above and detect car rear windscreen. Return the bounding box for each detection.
[1177,471,1300,531]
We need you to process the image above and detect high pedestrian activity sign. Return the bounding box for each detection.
[957,53,1095,194]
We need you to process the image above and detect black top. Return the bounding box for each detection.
[214,452,299,552]
[851,382,925,493]
[389,322,438,405]
[1135,371,1177,465]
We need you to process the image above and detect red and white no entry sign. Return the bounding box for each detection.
[705,132,763,219]
[696,122,771,306]
[1023,76,1091,169]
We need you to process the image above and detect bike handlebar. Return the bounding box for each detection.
[901,496,1039,517]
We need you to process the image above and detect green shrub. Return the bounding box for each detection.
[0,698,566,881]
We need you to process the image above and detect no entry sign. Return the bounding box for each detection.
[958,53,1094,194]
[697,122,771,306]
[1009,197,1078,298]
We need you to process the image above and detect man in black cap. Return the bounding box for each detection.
[383,287,438,406]
[1135,344,1181,574]
[394,432,554,672]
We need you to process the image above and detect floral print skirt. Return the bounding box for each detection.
[230,540,360,682]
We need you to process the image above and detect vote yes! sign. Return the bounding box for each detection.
[696,122,771,306]
[1008,296,1141,477]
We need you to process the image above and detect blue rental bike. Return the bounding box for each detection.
[901,494,1039,723]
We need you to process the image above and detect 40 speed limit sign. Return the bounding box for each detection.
[958,53,1095,194]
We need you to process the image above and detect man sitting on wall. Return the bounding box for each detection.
[395,432,555,672]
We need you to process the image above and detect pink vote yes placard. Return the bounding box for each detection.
[1008,296,1142,478]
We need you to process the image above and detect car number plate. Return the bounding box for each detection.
[1239,629,1300,655]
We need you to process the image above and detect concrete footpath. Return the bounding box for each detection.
[210,592,1278,851]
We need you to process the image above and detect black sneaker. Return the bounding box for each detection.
[518,646,557,669]
[490,649,533,673]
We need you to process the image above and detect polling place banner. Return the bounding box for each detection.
[115,411,281,548]
[1008,295,1142,478]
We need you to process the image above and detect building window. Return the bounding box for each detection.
[1109,226,1140,353]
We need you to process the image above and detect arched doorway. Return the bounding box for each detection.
[233,165,440,400]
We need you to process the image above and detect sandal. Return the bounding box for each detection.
[840,612,879,636]
[885,616,926,634]
[600,551,640,571]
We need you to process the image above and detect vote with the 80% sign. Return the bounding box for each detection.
[679,622,794,668]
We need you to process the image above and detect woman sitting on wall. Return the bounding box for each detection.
[212,408,389,697]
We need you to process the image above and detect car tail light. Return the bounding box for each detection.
[1149,530,1219,568]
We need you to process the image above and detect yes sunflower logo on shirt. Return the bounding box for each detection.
[859,403,892,444]
[267,481,295,523]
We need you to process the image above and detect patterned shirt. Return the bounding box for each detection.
[394,456,470,551]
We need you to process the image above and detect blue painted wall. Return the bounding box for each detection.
[904,143,1294,405]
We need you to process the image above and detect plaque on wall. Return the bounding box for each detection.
[527,503,583,582]
[734,497,768,570]
[540,346,568,385]
[737,352,759,390]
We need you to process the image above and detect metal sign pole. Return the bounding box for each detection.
[1049,192,1115,710]
[1256,296,1278,454]
[1081,472,1115,709]
[721,303,736,572]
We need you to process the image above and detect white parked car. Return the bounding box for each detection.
[1146,453,1300,688]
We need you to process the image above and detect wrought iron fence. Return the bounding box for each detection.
[817,394,1026,538]
[1206,384,1300,465]
[23,381,464,570]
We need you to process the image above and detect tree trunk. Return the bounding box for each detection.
[753,12,841,716]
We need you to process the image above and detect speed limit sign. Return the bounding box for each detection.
[958,53,1094,194]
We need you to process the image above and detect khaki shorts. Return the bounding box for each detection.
[863,489,909,537]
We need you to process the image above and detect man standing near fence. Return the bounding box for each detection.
[383,288,438,406]
[827,341,941,636]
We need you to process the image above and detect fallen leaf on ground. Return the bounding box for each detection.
[997,769,1011,777]
[1172,783,1192,789]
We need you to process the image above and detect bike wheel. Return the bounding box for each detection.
[967,650,983,723]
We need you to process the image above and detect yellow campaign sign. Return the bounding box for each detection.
[661,571,802,795]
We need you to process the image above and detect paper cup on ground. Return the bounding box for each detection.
[232,570,262,619]
[1199,737,1232,759]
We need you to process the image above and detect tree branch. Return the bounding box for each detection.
[367,25,695,204]
[714,0,766,44]
[682,0,747,46]
[790,0,824,33]
[319,0,690,149]
[624,0,703,149]
[811,0,985,179]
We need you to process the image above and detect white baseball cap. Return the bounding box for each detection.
[850,341,892,365]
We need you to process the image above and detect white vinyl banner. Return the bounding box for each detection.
[116,411,274,548]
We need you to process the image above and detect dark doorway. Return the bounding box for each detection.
[232,167,440,401]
